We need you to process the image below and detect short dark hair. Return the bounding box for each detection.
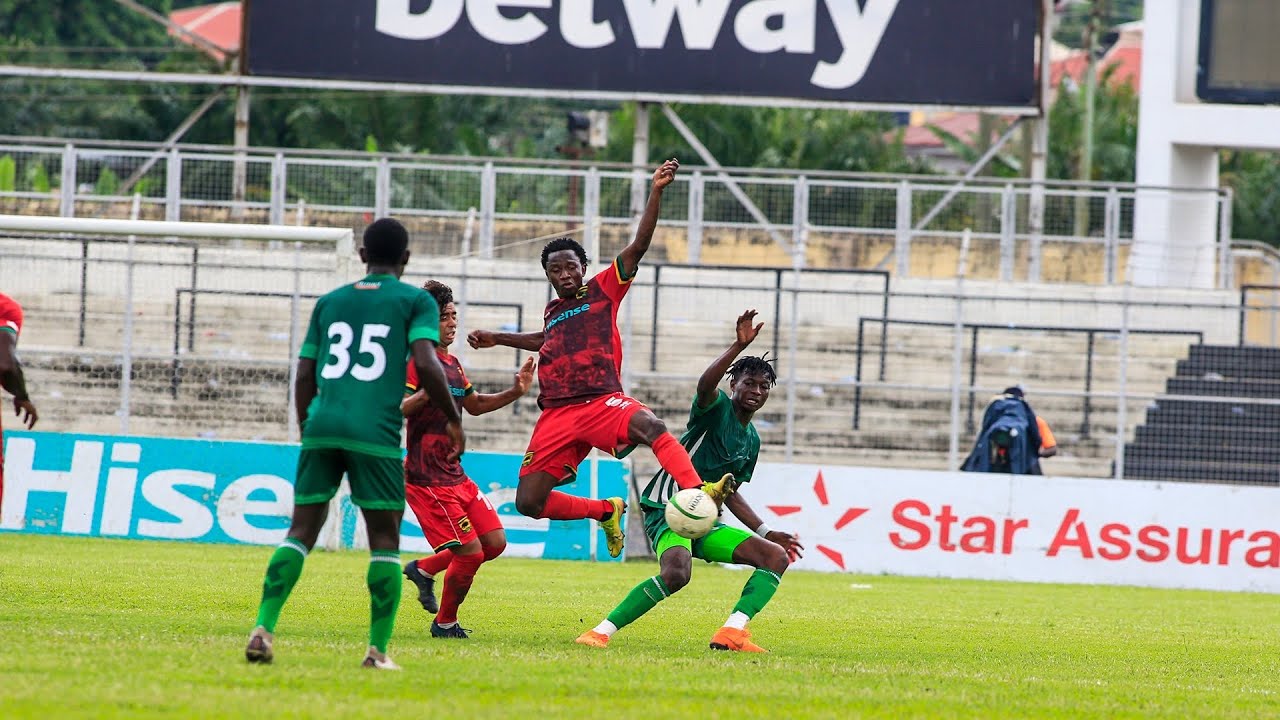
[423,280,454,309]
[1003,386,1025,398]
[728,354,777,387]
[541,237,588,269]
[363,218,409,265]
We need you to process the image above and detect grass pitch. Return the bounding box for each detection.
[0,535,1275,719]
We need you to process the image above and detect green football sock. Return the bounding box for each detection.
[732,568,782,619]
[367,550,402,654]
[254,538,308,633]
[605,576,671,630]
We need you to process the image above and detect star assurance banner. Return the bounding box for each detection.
[733,463,1280,593]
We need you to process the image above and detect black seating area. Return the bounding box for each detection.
[1122,345,1280,485]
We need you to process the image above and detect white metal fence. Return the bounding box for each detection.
[0,138,1235,287]
[2,217,1276,487]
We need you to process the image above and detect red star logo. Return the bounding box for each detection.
[767,470,867,570]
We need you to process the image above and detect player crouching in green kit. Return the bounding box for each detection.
[576,310,803,652]
[245,218,464,670]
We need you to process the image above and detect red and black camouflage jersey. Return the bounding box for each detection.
[537,258,633,408]
[0,292,23,439]
[404,352,473,487]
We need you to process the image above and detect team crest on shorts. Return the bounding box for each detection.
[458,516,473,534]
[522,451,535,467]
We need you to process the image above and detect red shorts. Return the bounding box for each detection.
[405,479,503,552]
[520,392,646,482]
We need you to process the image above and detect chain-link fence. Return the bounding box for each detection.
[4,217,1276,486]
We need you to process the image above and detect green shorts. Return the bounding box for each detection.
[294,447,405,510]
[641,503,752,564]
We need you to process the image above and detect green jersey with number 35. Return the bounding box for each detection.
[298,273,440,457]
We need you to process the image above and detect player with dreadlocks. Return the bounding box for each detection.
[576,310,804,653]
[467,159,734,560]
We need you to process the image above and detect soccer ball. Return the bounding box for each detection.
[664,488,718,539]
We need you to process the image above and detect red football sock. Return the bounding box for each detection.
[539,491,612,521]
[416,551,452,578]
[652,432,702,490]
[435,551,484,625]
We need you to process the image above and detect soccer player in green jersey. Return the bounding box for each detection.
[576,310,804,653]
[245,218,465,670]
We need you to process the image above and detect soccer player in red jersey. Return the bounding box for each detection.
[400,280,534,639]
[467,159,734,557]
[0,292,39,513]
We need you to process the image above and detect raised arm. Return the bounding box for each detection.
[468,329,544,352]
[617,158,679,279]
[695,310,763,409]
[411,339,466,460]
[464,356,535,416]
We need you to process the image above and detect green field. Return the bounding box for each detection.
[0,535,1275,719]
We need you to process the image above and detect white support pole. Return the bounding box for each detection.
[584,167,601,257]
[1000,184,1016,281]
[480,162,496,259]
[948,229,973,469]
[165,148,182,222]
[457,207,476,366]
[1218,188,1234,290]
[1027,0,1054,283]
[232,85,250,219]
[894,180,911,277]
[120,193,143,434]
[630,102,650,217]
[784,177,808,462]
[287,241,302,442]
[269,152,285,225]
[687,170,704,263]
[1114,282,1131,480]
[1104,187,1120,284]
[60,144,76,217]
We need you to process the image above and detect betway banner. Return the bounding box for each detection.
[244,0,1039,109]
[737,464,1280,593]
[0,431,627,561]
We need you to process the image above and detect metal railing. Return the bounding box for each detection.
[0,137,1235,286]
[852,317,1205,435]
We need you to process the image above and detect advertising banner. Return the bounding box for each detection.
[736,463,1280,593]
[1,431,628,562]
[244,0,1040,110]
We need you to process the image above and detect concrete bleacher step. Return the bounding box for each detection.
[1124,441,1280,464]
[1123,458,1280,485]
[1133,423,1280,445]
[1141,399,1280,425]
[1165,377,1280,399]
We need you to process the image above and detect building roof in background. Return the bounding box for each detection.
[169,2,241,61]
[900,22,1143,152]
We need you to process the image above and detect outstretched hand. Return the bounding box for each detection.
[652,158,679,190]
[767,530,804,564]
[14,397,37,429]
[514,356,536,394]
[468,330,496,349]
[735,309,763,346]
